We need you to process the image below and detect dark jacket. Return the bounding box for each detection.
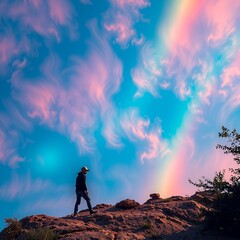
[75,172,87,191]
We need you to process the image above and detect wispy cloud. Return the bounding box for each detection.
[0,31,30,74]
[0,0,77,76]
[0,173,51,200]
[129,0,240,196]
[221,51,240,88]
[104,0,150,47]
[0,0,76,44]
[132,0,240,117]
[221,85,240,122]
[206,0,240,44]
[131,43,164,97]
[23,195,74,216]
[2,20,123,160]
[120,109,169,163]
[0,115,26,167]
[1,0,240,210]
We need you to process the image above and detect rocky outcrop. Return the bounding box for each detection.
[0,191,234,240]
[149,193,160,199]
[115,199,140,209]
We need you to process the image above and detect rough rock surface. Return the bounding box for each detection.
[0,191,238,240]
[149,193,160,199]
[115,199,140,209]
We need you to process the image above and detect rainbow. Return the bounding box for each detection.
[155,0,206,197]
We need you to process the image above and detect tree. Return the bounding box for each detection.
[216,126,240,191]
[189,126,240,236]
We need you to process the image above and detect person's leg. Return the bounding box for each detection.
[74,191,81,215]
[80,191,93,212]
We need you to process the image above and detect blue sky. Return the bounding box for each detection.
[1,0,240,230]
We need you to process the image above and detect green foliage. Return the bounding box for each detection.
[189,126,240,237]
[4,218,22,240]
[141,220,152,229]
[3,218,58,240]
[23,227,59,240]
[217,126,240,165]
[141,219,163,239]
[189,170,229,194]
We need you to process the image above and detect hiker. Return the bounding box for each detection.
[74,166,98,215]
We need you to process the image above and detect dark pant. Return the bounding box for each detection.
[74,191,93,214]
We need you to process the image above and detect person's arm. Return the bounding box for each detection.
[83,175,88,192]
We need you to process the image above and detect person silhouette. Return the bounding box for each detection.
[74,166,98,215]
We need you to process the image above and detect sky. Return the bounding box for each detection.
[1,0,240,231]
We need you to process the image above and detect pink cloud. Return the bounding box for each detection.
[0,33,16,64]
[24,195,74,215]
[132,39,210,99]
[131,34,145,46]
[104,0,150,47]
[115,0,150,8]
[0,95,33,167]
[0,31,31,72]
[9,156,25,168]
[14,82,56,124]
[131,43,163,97]
[49,0,72,25]
[140,133,162,162]
[65,51,122,149]
[0,124,25,167]
[120,109,169,162]
[120,109,149,141]
[0,129,5,161]
[10,63,58,125]
[0,173,68,200]
[206,0,240,44]
[3,101,33,132]
[131,68,155,97]
[7,21,123,154]
[105,14,135,45]
[1,0,75,42]
[199,83,213,105]
[0,0,77,75]
[102,115,123,148]
[221,85,240,122]
[149,1,237,101]
[221,51,240,88]
[12,58,27,69]
[133,0,240,101]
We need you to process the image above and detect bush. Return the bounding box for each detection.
[141,220,152,229]
[189,126,240,237]
[4,218,22,240]
[23,227,59,240]
[2,218,58,240]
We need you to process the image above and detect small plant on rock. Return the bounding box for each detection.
[141,220,152,229]
[23,227,59,240]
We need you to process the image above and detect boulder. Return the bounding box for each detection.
[115,199,140,209]
[150,193,160,199]
[94,203,112,209]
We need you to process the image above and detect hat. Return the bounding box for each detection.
[81,166,90,171]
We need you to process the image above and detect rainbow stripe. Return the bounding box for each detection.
[155,0,206,197]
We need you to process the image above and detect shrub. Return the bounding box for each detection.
[141,220,152,229]
[4,218,22,240]
[189,126,240,237]
[23,227,59,240]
